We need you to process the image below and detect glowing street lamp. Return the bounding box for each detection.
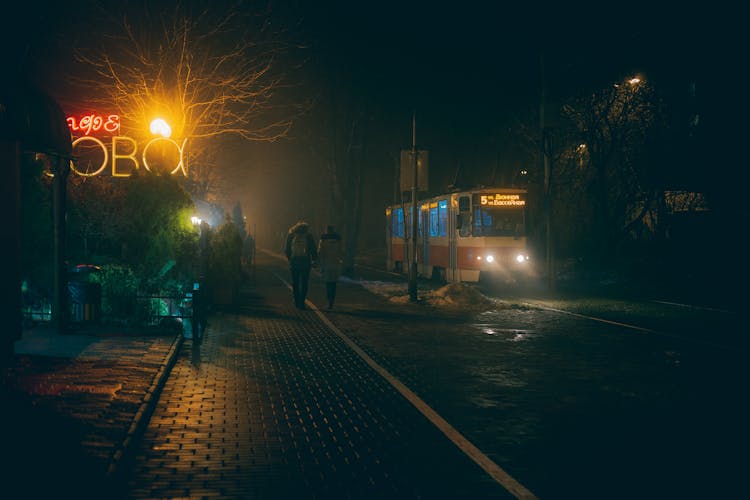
[145,118,185,175]
[149,118,172,138]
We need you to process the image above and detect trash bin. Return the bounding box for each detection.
[69,264,102,323]
[181,292,194,339]
[181,284,206,342]
[69,281,102,322]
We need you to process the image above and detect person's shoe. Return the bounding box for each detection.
[327,302,333,310]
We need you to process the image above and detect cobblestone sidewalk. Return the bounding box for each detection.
[2,326,182,498]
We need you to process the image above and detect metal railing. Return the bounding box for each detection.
[21,291,203,333]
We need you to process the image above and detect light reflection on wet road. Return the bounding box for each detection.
[327,275,746,499]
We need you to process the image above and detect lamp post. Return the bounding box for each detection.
[408,112,419,302]
[539,51,555,290]
[542,127,553,290]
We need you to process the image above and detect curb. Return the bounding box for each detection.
[106,332,185,481]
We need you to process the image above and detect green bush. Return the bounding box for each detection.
[207,218,243,296]
[91,264,139,319]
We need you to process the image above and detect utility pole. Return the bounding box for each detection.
[543,128,553,291]
[252,223,257,284]
[52,156,70,332]
[408,112,419,302]
[540,51,554,291]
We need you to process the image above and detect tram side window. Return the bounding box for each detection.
[427,199,448,237]
[438,199,448,236]
[392,207,404,237]
[406,210,421,238]
[429,204,438,237]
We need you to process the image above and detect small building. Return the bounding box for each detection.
[1,79,72,358]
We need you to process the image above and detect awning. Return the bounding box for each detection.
[0,79,72,158]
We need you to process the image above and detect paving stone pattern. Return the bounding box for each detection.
[4,333,178,498]
[125,268,511,499]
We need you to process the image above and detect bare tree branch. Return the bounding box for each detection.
[65,2,302,196]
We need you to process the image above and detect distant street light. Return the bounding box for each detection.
[577,143,587,169]
[614,76,644,89]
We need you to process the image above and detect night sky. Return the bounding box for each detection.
[234,2,745,243]
[4,1,746,244]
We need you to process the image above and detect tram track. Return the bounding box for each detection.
[650,299,734,314]
[515,298,744,354]
[352,259,745,353]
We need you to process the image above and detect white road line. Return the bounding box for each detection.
[652,300,733,314]
[273,272,538,499]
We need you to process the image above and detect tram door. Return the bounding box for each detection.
[447,195,456,281]
[452,195,471,282]
[421,206,430,270]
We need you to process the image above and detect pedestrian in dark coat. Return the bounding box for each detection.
[284,221,318,309]
[317,225,343,309]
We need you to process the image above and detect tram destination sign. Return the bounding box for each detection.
[476,193,526,207]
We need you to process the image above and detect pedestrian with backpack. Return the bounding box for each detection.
[284,220,318,309]
[317,225,343,309]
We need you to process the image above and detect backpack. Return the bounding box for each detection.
[290,232,308,258]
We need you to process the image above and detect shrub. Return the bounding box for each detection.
[90,264,139,319]
[207,218,243,303]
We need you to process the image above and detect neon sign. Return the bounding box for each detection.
[67,114,187,177]
[67,114,121,135]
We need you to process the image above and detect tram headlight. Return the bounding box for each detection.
[485,255,495,263]
[515,253,529,264]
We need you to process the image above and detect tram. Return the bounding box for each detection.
[385,187,533,283]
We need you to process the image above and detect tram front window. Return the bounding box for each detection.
[473,208,525,237]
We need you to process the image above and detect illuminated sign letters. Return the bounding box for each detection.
[67,114,121,135]
[480,194,526,207]
[67,113,188,177]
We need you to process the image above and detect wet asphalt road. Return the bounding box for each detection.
[123,252,746,498]
[334,281,746,498]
